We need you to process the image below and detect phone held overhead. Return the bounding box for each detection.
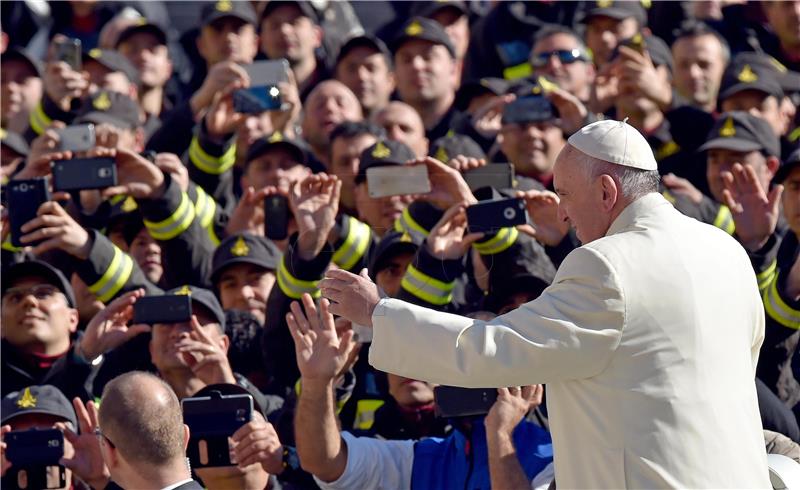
[358,140,430,198]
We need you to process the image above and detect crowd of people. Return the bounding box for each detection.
[1,0,800,488]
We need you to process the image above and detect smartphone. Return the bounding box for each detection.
[57,124,95,153]
[51,157,117,191]
[5,428,66,490]
[133,295,192,325]
[264,194,289,241]
[55,38,81,71]
[183,391,253,467]
[8,178,51,247]
[234,59,290,113]
[233,86,283,113]
[463,163,514,192]
[466,197,527,234]
[366,165,431,198]
[434,386,498,418]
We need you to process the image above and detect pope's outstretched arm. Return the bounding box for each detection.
[320,247,625,388]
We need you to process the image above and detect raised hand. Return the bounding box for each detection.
[19,201,92,258]
[269,68,301,136]
[13,148,73,181]
[319,269,381,328]
[516,190,569,246]
[43,61,89,111]
[153,152,190,192]
[204,81,247,139]
[76,289,151,362]
[662,173,703,205]
[485,385,543,437]
[588,62,618,114]
[545,86,588,135]
[471,94,516,139]
[722,163,783,251]
[1,425,11,476]
[59,398,110,490]
[427,203,484,260]
[191,61,248,117]
[286,294,357,385]
[231,412,284,474]
[290,174,341,260]
[225,186,285,237]
[617,45,672,110]
[447,155,486,173]
[413,156,477,210]
[176,315,236,385]
[88,147,166,200]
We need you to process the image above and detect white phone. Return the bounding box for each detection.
[366,165,431,198]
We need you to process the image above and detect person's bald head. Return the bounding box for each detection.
[372,101,429,157]
[98,371,186,466]
[301,80,363,155]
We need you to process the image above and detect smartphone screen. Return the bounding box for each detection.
[8,178,51,247]
[366,165,431,198]
[55,38,81,71]
[57,124,96,153]
[233,86,282,113]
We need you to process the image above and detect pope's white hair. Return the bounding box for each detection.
[575,150,660,200]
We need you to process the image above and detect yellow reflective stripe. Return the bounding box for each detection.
[143,192,195,240]
[757,260,778,293]
[353,399,385,430]
[277,259,321,299]
[2,236,22,252]
[332,216,371,271]
[188,136,236,175]
[109,195,126,206]
[207,224,221,247]
[763,274,800,329]
[397,207,428,243]
[473,227,518,255]
[789,126,800,143]
[29,102,52,135]
[400,264,455,306]
[503,62,532,80]
[193,186,215,229]
[713,205,735,235]
[662,190,676,204]
[88,246,133,302]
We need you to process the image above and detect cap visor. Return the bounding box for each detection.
[697,137,763,153]
[210,257,276,284]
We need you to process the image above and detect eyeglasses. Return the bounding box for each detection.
[530,49,587,68]
[94,427,116,448]
[2,285,62,305]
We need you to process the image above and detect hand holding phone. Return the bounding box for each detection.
[55,38,81,71]
[5,428,66,489]
[434,386,498,418]
[8,178,51,247]
[264,194,289,240]
[183,392,253,467]
[57,124,95,153]
[234,60,290,114]
[466,197,527,234]
[51,157,117,191]
[133,295,192,325]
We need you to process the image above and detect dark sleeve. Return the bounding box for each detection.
[329,214,377,273]
[74,230,163,303]
[42,341,99,401]
[183,119,237,214]
[263,234,333,395]
[397,242,464,311]
[137,172,216,288]
[144,101,197,156]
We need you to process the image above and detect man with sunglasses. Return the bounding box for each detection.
[530,25,595,103]
[1,261,97,402]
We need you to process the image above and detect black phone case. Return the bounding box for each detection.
[466,198,527,234]
[6,428,64,466]
[133,295,192,325]
[52,158,117,191]
[8,178,51,247]
[183,393,253,467]
[264,195,289,240]
[434,386,498,418]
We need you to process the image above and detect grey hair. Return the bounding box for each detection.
[579,152,660,200]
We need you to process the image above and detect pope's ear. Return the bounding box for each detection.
[599,174,619,211]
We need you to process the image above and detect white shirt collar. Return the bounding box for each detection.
[161,478,194,490]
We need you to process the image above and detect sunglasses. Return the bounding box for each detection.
[95,427,116,448]
[530,49,587,68]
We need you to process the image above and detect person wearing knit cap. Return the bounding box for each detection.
[321,118,771,488]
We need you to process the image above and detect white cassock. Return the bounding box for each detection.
[369,193,770,489]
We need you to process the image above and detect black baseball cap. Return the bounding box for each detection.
[210,233,280,284]
[409,1,468,19]
[430,134,486,162]
[245,132,307,167]
[719,60,784,101]
[2,47,42,78]
[164,285,226,328]
[698,111,780,157]
[1,128,30,157]
[335,34,391,67]
[202,0,257,27]
[773,147,800,184]
[75,90,142,130]
[2,260,76,308]
[83,48,139,85]
[454,77,509,111]
[259,0,319,25]
[611,33,673,72]
[580,0,648,26]
[356,139,417,184]
[728,52,800,96]
[390,17,456,58]
[1,386,78,429]
[115,20,168,48]
[369,230,419,279]
[502,93,558,125]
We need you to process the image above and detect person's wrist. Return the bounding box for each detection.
[70,228,93,260]
[300,376,334,394]
[74,338,98,363]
